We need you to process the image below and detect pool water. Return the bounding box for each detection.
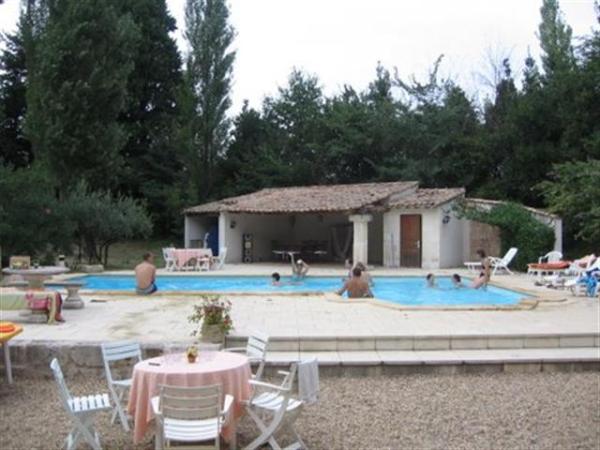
[70,275,526,306]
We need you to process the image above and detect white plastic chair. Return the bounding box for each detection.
[212,247,227,270]
[100,341,142,431]
[490,247,518,275]
[225,331,269,380]
[162,248,177,272]
[151,384,233,450]
[538,251,563,263]
[50,358,111,450]
[244,358,319,450]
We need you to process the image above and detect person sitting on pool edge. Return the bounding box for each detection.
[135,252,157,295]
[451,273,464,288]
[289,252,309,279]
[471,249,491,290]
[426,273,436,288]
[337,267,373,298]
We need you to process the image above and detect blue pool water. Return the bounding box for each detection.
[70,275,526,306]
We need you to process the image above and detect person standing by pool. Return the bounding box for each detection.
[135,252,157,295]
[289,253,309,279]
[471,249,491,289]
[337,267,373,298]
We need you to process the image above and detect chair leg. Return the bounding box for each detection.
[72,414,102,450]
[244,408,283,450]
[109,386,130,431]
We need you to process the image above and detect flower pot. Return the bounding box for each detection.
[201,323,225,344]
[187,354,197,363]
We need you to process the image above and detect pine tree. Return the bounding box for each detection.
[183,0,235,200]
[116,0,183,236]
[25,0,139,191]
[0,20,32,167]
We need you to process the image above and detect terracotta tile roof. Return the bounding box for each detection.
[388,188,465,209]
[184,181,419,214]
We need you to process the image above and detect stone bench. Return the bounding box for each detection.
[45,281,86,309]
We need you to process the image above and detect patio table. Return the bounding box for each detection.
[0,323,23,384]
[172,248,213,270]
[128,351,251,445]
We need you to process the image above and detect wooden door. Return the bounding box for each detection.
[400,214,422,267]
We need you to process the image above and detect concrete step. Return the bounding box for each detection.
[226,333,600,352]
[261,347,600,375]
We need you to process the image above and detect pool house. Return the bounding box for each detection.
[183,181,562,269]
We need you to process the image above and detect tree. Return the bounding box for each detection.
[0,17,33,167]
[0,164,72,262]
[183,0,235,200]
[538,0,575,79]
[25,0,139,191]
[262,69,327,185]
[64,182,153,265]
[116,0,183,236]
[537,160,600,246]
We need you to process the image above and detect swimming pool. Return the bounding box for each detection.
[70,275,527,307]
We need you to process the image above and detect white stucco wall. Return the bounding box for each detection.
[383,208,442,269]
[439,203,465,268]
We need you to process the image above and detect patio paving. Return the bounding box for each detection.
[4,266,598,343]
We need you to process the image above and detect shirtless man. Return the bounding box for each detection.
[337,267,373,298]
[135,252,157,295]
[290,253,309,279]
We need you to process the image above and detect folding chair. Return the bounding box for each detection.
[100,341,142,431]
[151,384,233,450]
[50,358,111,450]
[225,331,269,380]
[244,358,319,450]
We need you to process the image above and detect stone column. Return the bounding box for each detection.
[349,214,372,266]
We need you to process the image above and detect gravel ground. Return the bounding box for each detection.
[0,371,598,450]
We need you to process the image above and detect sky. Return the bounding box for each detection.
[0,0,597,112]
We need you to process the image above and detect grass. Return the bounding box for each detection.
[104,239,178,270]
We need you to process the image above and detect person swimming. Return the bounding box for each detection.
[451,273,464,288]
[426,273,436,288]
[271,272,281,286]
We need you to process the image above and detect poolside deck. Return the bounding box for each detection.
[4,265,597,343]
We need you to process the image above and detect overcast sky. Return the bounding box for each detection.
[0,0,597,111]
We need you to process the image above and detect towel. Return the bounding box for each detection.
[298,358,319,405]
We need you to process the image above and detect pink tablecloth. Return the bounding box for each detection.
[172,249,213,268]
[128,351,251,444]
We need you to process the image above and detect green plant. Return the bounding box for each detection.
[188,295,233,335]
[457,202,555,271]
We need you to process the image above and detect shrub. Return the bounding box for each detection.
[458,202,555,271]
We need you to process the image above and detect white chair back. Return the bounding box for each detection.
[246,331,269,360]
[541,251,563,263]
[298,358,319,405]
[217,247,227,269]
[50,358,72,412]
[502,247,518,265]
[101,341,142,383]
[160,384,222,421]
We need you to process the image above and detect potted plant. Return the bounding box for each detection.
[189,295,233,345]
[186,345,198,363]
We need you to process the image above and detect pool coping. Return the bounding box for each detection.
[56,273,566,311]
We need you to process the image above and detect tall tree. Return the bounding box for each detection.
[183,0,235,200]
[117,0,183,236]
[538,0,575,79]
[262,69,326,185]
[25,0,139,191]
[0,19,32,167]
